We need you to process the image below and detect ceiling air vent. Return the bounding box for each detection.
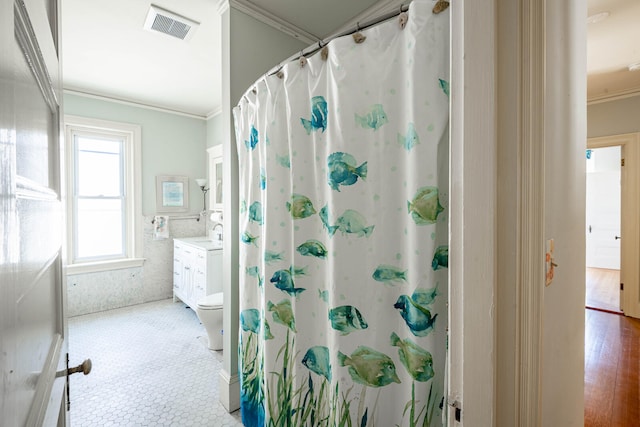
[144,4,200,41]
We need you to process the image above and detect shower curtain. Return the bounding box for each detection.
[234,1,449,425]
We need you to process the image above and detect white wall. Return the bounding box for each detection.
[588,95,640,138]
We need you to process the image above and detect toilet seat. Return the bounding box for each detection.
[197,292,223,310]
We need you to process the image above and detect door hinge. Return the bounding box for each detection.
[621,158,625,167]
[621,282,624,291]
[448,399,462,422]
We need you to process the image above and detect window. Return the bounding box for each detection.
[65,116,143,273]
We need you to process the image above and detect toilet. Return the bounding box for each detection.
[195,292,224,351]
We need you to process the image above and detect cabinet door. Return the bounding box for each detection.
[173,244,184,292]
[193,249,207,303]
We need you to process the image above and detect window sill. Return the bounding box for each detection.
[66,258,146,275]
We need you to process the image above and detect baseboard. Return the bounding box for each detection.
[218,369,240,412]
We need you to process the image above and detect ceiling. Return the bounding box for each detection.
[61,0,640,118]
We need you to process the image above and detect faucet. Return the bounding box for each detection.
[212,223,223,241]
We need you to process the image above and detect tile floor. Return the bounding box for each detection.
[68,299,243,426]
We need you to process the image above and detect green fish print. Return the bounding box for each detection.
[390,332,434,382]
[267,299,296,332]
[335,209,374,237]
[286,194,317,220]
[432,245,448,270]
[394,295,438,337]
[241,231,259,246]
[327,152,367,191]
[240,309,261,334]
[302,346,332,382]
[296,239,328,259]
[264,250,284,264]
[245,266,263,287]
[398,122,420,151]
[270,266,307,296]
[355,104,388,131]
[301,95,328,134]
[276,153,290,168]
[245,125,258,150]
[319,204,338,237]
[248,201,263,225]
[411,286,439,306]
[408,186,444,225]
[329,305,368,335]
[372,265,407,284]
[439,78,450,97]
[318,289,329,303]
[337,346,401,388]
[263,319,274,340]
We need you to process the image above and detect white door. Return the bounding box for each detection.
[1,0,69,425]
[585,146,621,269]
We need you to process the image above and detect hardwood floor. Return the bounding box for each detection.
[586,267,622,313]
[584,309,640,426]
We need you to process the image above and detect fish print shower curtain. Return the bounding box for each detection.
[234,1,449,425]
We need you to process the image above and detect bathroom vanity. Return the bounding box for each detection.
[173,237,222,311]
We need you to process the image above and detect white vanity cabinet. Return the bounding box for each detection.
[173,237,222,311]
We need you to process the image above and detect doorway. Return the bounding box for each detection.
[585,145,622,313]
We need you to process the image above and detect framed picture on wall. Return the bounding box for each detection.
[156,175,189,213]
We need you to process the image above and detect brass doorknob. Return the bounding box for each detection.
[57,359,92,378]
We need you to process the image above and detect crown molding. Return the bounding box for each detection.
[228,0,320,45]
[206,107,223,120]
[587,87,640,106]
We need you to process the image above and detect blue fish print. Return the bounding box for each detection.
[241,231,259,246]
[240,309,261,334]
[327,152,367,191]
[394,295,438,337]
[296,239,328,259]
[335,210,374,238]
[411,286,439,306]
[372,265,407,285]
[264,250,284,264]
[397,123,420,151]
[301,95,328,134]
[319,204,338,237]
[302,346,332,382]
[355,104,388,131]
[245,266,263,287]
[329,305,368,335]
[432,245,448,270]
[270,266,307,296]
[439,78,450,98]
[276,153,290,168]
[260,168,266,190]
[245,126,258,150]
[248,201,263,225]
[318,289,329,303]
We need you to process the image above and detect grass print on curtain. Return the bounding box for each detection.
[234,1,449,425]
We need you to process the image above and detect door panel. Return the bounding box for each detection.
[1,0,67,425]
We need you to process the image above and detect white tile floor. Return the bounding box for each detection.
[68,299,243,427]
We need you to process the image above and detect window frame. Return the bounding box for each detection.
[64,115,143,274]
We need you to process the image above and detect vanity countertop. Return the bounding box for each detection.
[174,236,223,251]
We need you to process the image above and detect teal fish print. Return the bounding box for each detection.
[390,332,434,382]
[286,194,316,219]
[397,123,420,151]
[318,289,329,303]
[408,186,444,225]
[245,266,263,287]
[248,201,263,225]
[240,200,247,214]
[296,239,328,259]
[327,152,367,191]
[337,346,401,388]
[394,295,438,337]
[241,231,259,246]
[329,305,368,335]
[432,245,448,270]
[267,299,296,331]
[372,265,407,284]
[411,286,439,306]
[264,319,274,340]
[264,250,284,264]
[260,168,266,190]
[245,125,258,150]
[240,308,261,334]
[335,210,374,237]
[276,153,290,168]
[319,204,338,237]
[302,346,332,382]
[439,78,450,97]
[301,95,328,134]
[270,266,307,296]
[355,104,388,131]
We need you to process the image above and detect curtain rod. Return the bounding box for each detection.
[264,2,412,78]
